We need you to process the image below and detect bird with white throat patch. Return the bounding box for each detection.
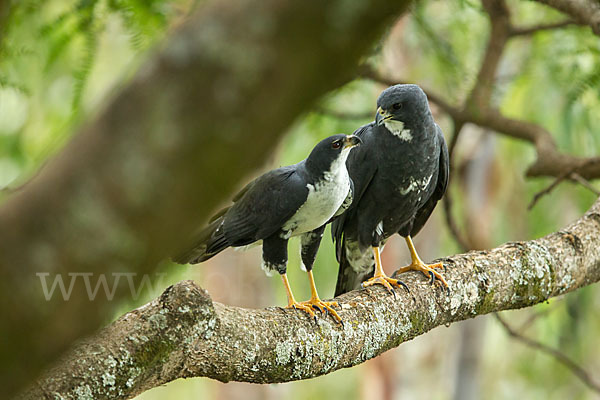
[332,84,449,297]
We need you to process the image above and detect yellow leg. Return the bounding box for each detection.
[361,246,409,295]
[281,273,318,321]
[397,236,448,287]
[299,270,342,324]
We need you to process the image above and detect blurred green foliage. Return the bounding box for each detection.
[0,0,191,192]
[0,0,598,399]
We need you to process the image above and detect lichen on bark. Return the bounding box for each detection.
[20,198,600,400]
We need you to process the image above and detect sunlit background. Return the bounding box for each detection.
[1,0,599,399]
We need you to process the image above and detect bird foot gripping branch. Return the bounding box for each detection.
[396,236,449,291]
[282,273,343,325]
[396,261,448,287]
[298,299,342,324]
[361,246,410,298]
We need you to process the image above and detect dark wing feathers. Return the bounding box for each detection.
[223,165,307,242]
[173,165,309,264]
[208,178,257,223]
[409,125,449,237]
[172,217,228,264]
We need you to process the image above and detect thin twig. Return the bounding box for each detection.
[528,169,574,210]
[532,0,600,37]
[528,160,600,210]
[570,173,600,196]
[517,299,562,332]
[495,313,600,393]
[509,19,578,36]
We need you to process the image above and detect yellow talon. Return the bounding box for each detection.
[361,246,409,296]
[281,271,343,324]
[397,236,449,288]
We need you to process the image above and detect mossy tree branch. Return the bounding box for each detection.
[21,198,600,400]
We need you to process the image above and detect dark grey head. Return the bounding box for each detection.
[375,84,432,132]
[305,134,361,175]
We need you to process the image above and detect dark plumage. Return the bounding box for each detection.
[332,84,449,296]
[174,134,361,323]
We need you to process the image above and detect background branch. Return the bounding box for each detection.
[494,313,600,393]
[21,197,600,399]
[509,19,579,37]
[533,0,600,36]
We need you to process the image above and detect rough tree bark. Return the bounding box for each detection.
[21,197,600,400]
[0,0,411,395]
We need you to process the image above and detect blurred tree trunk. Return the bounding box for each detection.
[0,0,411,396]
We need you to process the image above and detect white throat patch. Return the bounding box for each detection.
[383,120,412,142]
[280,147,352,238]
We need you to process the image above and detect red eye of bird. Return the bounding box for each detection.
[332,140,342,149]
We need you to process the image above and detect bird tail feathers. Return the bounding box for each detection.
[334,235,374,297]
[172,217,229,264]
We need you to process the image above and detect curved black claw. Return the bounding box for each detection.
[312,304,323,313]
[398,280,410,293]
[428,270,435,285]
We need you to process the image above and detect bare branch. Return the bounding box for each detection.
[466,0,511,111]
[570,173,600,196]
[517,300,562,332]
[362,0,600,183]
[509,19,579,36]
[495,313,600,393]
[358,66,458,117]
[529,170,579,210]
[529,159,600,210]
[533,0,600,36]
[20,198,600,399]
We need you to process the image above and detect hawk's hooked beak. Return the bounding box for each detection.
[375,107,392,126]
[344,135,362,149]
